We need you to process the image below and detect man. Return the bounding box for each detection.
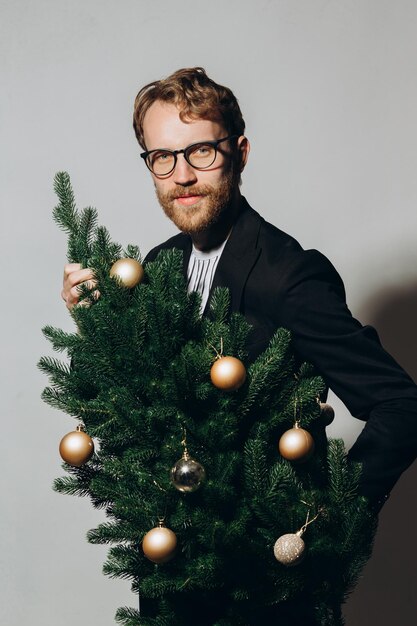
[63,66,417,507]
[62,67,417,602]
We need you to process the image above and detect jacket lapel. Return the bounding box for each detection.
[204,198,262,315]
[163,233,192,276]
[180,237,192,276]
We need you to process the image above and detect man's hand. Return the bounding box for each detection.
[62,263,99,310]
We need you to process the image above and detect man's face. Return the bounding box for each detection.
[142,101,247,235]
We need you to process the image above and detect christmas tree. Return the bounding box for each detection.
[39,173,377,626]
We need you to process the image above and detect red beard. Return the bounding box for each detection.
[155,169,237,235]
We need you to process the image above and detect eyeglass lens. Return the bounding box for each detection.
[147,142,217,176]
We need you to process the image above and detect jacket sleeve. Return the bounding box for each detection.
[277,249,417,509]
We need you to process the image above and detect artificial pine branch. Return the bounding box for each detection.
[41,173,378,625]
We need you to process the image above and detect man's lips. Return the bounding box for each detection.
[174,195,203,206]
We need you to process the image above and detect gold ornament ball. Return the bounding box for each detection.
[142,526,177,564]
[171,454,206,492]
[274,532,305,566]
[319,402,335,426]
[59,428,94,467]
[278,424,314,462]
[110,258,144,288]
[210,356,246,391]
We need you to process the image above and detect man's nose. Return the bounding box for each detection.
[173,155,198,185]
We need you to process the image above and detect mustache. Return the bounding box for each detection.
[162,185,213,201]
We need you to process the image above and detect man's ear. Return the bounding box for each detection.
[236,135,250,171]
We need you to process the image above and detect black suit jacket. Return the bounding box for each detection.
[145,198,417,507]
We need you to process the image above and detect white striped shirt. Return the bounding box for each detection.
[187,238,228,314]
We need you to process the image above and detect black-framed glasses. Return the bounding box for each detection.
[140,135,237,176]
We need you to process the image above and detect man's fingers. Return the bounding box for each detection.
[76,290,101,308]
[63,263,82,279]
[64,286,101,310]
[66,268,95,289]
[76,279,97,292]
[62,264,96,310]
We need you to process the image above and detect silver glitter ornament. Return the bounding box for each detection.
[171,451,206,493]
[273,530,305,566]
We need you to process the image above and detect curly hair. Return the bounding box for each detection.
[133,67,245,149]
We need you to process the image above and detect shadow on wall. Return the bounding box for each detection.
[359,281,417,384]
[343,281,417,626]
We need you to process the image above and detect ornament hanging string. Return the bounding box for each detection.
[294,395,302,427]
[208,337,224,359]
[181,426,189,457]
[299,502,324,536]
[171,426,206,493]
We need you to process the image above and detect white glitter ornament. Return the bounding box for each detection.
[273,530,305,566]
[273,506,323,567]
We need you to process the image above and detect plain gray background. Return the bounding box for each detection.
[1,1,416,624]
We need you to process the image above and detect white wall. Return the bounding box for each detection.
[1,1,416,624]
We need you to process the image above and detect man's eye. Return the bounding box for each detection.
[150,151,173,166]
[190,144,214,157]
[156,152,172,161]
